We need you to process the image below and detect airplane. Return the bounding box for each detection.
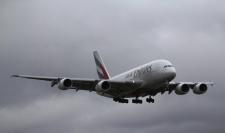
[11,51,214,104]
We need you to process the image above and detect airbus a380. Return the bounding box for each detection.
[12,51,214,104]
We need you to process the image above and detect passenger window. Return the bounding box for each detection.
[164,65,172,68]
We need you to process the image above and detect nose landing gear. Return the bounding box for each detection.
[146,96,155,103]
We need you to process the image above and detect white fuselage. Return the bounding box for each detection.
[99,60,176,98]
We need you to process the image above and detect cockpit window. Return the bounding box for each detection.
[164,65,173,68]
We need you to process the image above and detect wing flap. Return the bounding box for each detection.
[71,79,99,91]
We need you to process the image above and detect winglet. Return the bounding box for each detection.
[93,51,110,79]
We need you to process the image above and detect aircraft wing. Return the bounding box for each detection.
[169,82,214,87]
[11,75,59,81]
[11,75,100,91]
[11,75,143,95]
[166,82,214,94]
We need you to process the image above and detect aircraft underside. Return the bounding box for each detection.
[97,86,164,104]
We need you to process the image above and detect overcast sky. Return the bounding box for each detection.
[1,0,225,133]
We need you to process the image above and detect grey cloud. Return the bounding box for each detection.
[0,0,225,133]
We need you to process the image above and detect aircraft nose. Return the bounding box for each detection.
[167,68,176,81]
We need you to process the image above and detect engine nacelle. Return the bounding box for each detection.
[193,83,207,95]
[175,84,190,95]
[95,80,111,92]
[58,78,72,90]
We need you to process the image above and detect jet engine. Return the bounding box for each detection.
[58,78,72,90]
[95,80,111,92]
[175,84,190,95]
[193,83,207,95]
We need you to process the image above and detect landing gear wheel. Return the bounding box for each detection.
[113,98,129,104]
[150,99,154,103]
[146,97,155,103]
[121,99,128,104]
[138,100,142,104]
[146,98,150,103]
[132,99,142,104]
[113,98,119,102]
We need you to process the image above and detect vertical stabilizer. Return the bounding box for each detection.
[93,51,110,79]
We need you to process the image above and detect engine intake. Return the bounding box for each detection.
[95,80,111,92]
[193,83,207,95]
[58,78,72,90]
[175,84,190,95]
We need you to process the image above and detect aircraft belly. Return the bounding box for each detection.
[96,92,114,98]
[96,71,167,99]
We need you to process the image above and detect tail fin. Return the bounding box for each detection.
[93,51,110,79]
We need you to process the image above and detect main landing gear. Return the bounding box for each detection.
[113,98,128,104]
[113,96,155,104]
[132,98,143,104]
[132,96,155,104]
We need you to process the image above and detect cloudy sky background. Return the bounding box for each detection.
[1,0,225,132]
